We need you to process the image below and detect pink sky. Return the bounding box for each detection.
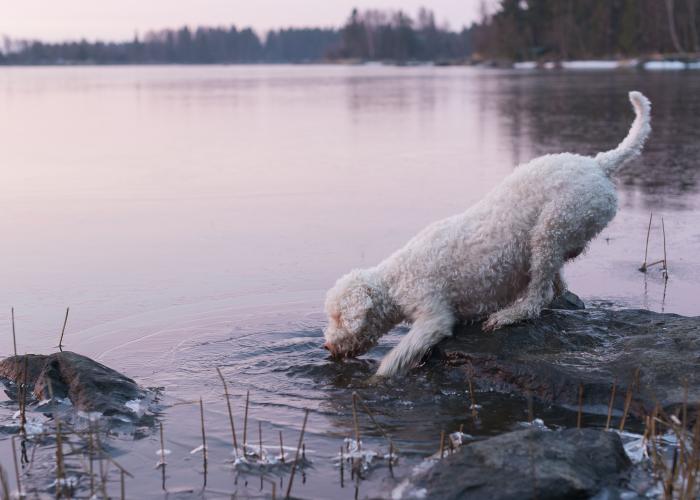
[0,0,484,42]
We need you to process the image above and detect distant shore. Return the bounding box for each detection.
[2,55,700,70]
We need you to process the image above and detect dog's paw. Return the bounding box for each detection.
[482,311,515,332]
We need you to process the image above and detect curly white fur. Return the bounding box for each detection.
[324,91,651,377]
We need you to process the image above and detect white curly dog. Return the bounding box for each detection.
[324,91,651,377]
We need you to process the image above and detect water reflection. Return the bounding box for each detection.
[0,65,699,498]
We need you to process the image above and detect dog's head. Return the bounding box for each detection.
[323,269,386,359]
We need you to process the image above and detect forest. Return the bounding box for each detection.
[1,2,699,65]
[473,0,700,60]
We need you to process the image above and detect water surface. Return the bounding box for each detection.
[0,65,698,498]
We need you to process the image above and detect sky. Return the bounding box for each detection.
[0,0,484,42]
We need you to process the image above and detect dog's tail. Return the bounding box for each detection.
[594,91,651,177]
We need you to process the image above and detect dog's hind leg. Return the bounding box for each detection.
[553,270,567,297]
[375,307,454,377]
[483,199,590,331]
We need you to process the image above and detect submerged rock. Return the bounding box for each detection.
[435,299,700,421]
[404,428,630,500]
[0,351,145,418]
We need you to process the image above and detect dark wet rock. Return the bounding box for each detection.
[434,299,700,422]
[0,351,144,417]
[548,290,586,310]
[408,428,630,500]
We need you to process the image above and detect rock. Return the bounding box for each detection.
[405,428,630,500]
[0,351,144,418]
[548,290,585,310]
[435,304,700,421]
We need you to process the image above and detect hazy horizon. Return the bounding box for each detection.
[0,0,483,42]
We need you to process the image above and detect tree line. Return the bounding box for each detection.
[473,0,700,61]
[0,8,470,65]
[0,26,341,65]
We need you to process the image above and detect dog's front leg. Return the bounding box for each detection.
[376,309,454,377]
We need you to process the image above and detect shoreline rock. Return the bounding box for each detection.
[433,296,700,423]
[401,428,631,500]
[0,351,145,419]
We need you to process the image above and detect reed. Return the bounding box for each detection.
[577,383,584,429]
[10,436,21,498]
[354,392,396,451]
[57,307,70,351]
[284,409,309,499]
[619,386,633,432]
[55,421,66,498]
[120,470,125,500]
[388,440,394,476]
[605,381,617,431]
[351,392,361,451]
[19,356,29,440]
[159,421,167,490]
[640,212,653,272]
[215,367,239,453]
[439,429,445,459]
[0,464,10,500]
[243,390,250,453]
[662,216,669,280]
[259,421,263,459]
[88,422,95,496]
[340,445,345,487]
[279,431,285,463]
[11,307,17,356]
[199,397,208,487]
[526,391,534,423]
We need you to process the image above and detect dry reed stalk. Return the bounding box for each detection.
[243,390,250,453]
[439,430,445,459]
[284,409,309,499]
[354,392,397,451]
[605,381,617,431]
[662,216,668,279]
[388,440,394,476]
[159,421,166,490]
[11,308,17,356]
[57,307,69,351]
[199,397,208,486]
[526,391,534,423]
[619,386,634,432]
[89,422,95,496]
[120,470,125,500]
[20,356,29,440]
[302,443,306,462]
[577,383,584,429]
[10,436,21,498]
[0,464,10,500]
[683,415,700,498]
[340,445,345,487]
[351,392,361,451]
[55,420,66,498]
[666,447,679,498]
[640,212,653,272]
[467,376,478,418]
[259,421,263,459]
[279,431,285,463]
[215,367,238,453]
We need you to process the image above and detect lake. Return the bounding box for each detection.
[0,65,699,498]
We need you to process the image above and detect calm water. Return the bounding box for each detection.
[0,65,699,498]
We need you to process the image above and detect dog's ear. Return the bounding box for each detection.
[339,284,374,334]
